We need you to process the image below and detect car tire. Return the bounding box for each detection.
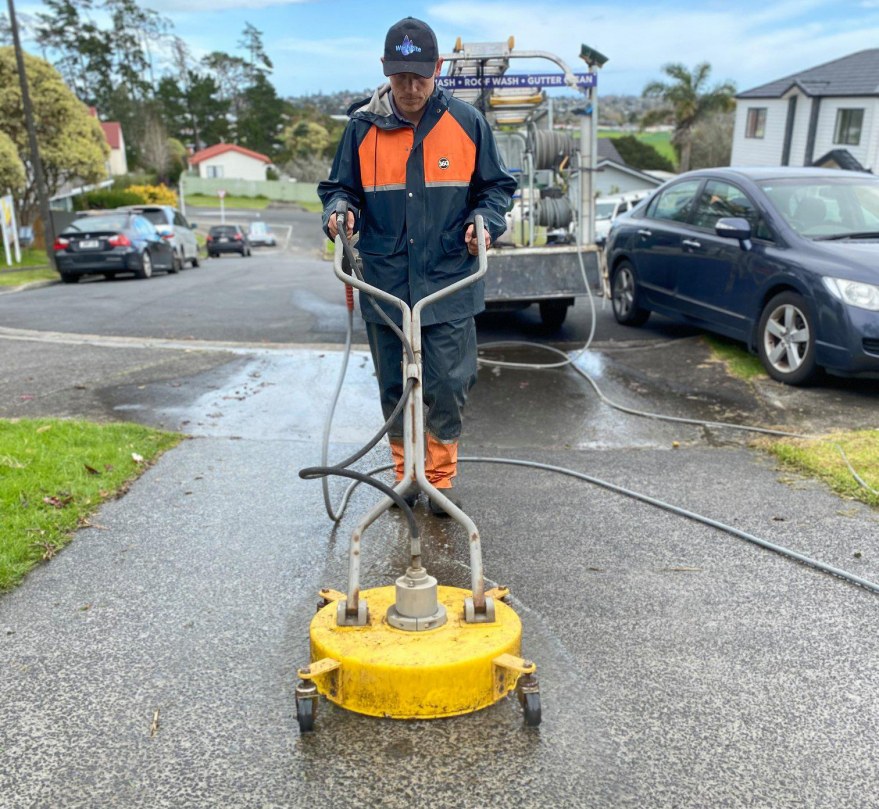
[191,254,200,268]
[611,260,650,326]
[757,291,818,385]
[170,250,182,274]
[136,251,153,280]
[60,272,79,284]
[539,300,569,330]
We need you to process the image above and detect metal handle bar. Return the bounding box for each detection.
[333,214,489,314]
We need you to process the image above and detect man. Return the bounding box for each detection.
[318,17,516,515]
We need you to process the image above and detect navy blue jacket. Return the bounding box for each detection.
[318,84,516,326]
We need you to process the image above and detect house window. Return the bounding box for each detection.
[206,165,224,178]
[745,108,766,139]
[834,108,864,146]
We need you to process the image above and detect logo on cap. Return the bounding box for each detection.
[438,157,450,169]
[396,36,422,57]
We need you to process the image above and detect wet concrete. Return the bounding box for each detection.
[2,328,879,806]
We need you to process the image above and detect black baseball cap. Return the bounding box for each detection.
[382,17,439,78]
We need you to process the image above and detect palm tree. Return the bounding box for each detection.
[642,63,736,173]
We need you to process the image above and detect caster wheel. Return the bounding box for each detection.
[295,680,318,733]
[517,675,541,727]
[296,697,316,733]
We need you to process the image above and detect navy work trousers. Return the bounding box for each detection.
[365,316,478,443]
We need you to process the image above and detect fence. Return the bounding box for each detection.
[180,176,320,204]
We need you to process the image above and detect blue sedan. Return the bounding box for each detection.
[605,167,879,384]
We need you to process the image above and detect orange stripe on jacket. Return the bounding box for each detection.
[422,113,476,185]
[358,127,413,190]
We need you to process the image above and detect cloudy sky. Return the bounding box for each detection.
[15,0,879,98]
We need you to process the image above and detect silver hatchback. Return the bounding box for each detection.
[122,205,200,270]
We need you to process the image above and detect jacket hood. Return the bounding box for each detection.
[347,84,448,128]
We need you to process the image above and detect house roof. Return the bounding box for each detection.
[812,149,871,173]
[738,49,879,99]
[189,143,271,166]
[596,159,665,187]
[100,122,122,150]
[597,138,624,164]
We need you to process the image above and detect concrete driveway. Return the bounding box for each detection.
[1,240,879,807]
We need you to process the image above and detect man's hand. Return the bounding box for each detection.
[328,210,355,240]
[464,224,491,256]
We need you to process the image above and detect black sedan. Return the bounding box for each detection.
[54,212,175,283]
[206,225,252,257]
[605,167,879,384]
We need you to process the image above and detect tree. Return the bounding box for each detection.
[0,130,25,194]
[238,22,272,81]
[689,110,735,170]
[0,47,108,225]
[236,73,285,158]
[283,119,331,159]
[140,111,172,183]
[609,135,675,173]
[642,63,735,173]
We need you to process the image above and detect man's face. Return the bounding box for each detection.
[386,58,443,117]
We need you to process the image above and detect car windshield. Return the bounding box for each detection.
[759,176,879,239]
[136,210,167,226]
[65,214,129,232]
[210,226,238,236]
[249,222,267,234]
[595,201,617,220]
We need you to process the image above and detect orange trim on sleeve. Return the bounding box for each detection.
[422,113,476,185]
[358,127,413,190]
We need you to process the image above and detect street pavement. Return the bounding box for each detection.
[1,222,879,808]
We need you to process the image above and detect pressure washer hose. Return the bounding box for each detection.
[307,230,879,597]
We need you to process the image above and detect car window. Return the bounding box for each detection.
[64,214,129,232]
[174,212,188,227]
[210,225,238,236]
[647,180,701,223]
[137,209,167,227]
[692,180,773,240]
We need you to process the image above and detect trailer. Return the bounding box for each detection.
[439,37,608,328]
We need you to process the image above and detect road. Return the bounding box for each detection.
[1,207,879,808]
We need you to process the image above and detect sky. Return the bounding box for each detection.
[14,0,879,99]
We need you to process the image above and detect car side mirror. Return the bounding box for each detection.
[715,217,752,243]
[189,223,197,229]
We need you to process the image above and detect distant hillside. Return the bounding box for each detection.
[287,90,667,128]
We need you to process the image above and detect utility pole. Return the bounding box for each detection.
[6,0,55,269]
[578,44,609,247]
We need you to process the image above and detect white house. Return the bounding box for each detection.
[595,139,665,196]
[188,144,271,181]
[731,49,879,171]
[87,107,128,176]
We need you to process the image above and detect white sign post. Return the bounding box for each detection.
[218,189,226,224]
[0,195,21,266]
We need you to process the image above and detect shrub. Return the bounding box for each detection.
[73,188,144,211]
[127,184,178,206]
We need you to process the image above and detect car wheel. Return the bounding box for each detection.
[191,254,200,267]
[538,300,569,330]
[757,291,818,385]
[136,251,153,280]
[170,250,183,274]
[60,272,79,284]
[103,273,116,281]
[611,261,650,326]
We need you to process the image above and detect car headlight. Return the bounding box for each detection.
[822,277,879,311]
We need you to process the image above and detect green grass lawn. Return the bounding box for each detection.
[764,430,879,509]
[0,419,182,590]
[0,267,58,287]
[185,193,272,210]
[599,129,677,166]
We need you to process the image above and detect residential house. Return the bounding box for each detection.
[87,107,127,176]
[731,49,879,171]
[188,144,271,182]
[595,138,665,196]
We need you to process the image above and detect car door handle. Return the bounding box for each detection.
[637,229,652,237]
[682,239,702,249]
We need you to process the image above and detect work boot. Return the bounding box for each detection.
[391,486,419,510]
[428,488,462,518]
[387,439,417,508]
